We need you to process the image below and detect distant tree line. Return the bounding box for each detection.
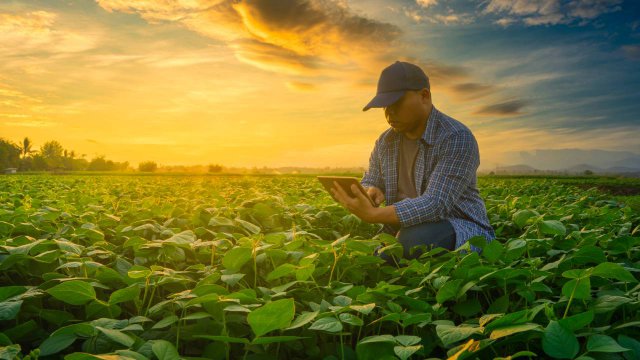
[0,137,129,172]
[0,137,227,173]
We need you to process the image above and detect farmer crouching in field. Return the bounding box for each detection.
[331,61,495,262]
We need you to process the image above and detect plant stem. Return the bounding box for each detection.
[563,279,579,319]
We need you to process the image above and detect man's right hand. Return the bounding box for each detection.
[365,186,385,207]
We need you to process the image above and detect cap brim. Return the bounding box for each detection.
[362,91,405,111]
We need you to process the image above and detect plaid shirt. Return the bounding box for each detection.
[361,106,495,252]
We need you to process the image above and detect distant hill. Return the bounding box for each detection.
[486,162,640,177]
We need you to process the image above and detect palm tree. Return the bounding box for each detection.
[20,137,33,159]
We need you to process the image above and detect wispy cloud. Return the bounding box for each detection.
[3,119,55,127]
[0,10,99,54]
[474,99,529,116]
[449,82,496,100]
[484,0,623,27]
[286,81,316,91]
[95,0,402,79]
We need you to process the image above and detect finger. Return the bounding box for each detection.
[330,188,345,206]
[351,184,367,201]
[332,181,351,201]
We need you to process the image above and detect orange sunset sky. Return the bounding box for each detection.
[1,0,639,170]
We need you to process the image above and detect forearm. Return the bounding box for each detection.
[366,205,400,226]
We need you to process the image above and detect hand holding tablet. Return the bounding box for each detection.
[317,176,376,207]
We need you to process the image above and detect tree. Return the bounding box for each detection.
[138,161,157,172]
[0,138,21,169]
[20,137,33,159]
[40,140,64,170]
[208,164,223,173]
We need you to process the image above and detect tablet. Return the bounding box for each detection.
[317,176,376,207]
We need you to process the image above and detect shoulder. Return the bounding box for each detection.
[434,110,478,150]
[436,109,474,138]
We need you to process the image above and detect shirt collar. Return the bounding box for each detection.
[384,105,439,145]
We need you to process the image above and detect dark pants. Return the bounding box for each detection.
[376,220,456,264]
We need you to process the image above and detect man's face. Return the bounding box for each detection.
[383,90,429,134]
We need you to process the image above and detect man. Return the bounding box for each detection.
[331,61,495,260]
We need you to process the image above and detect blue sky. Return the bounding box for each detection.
[1,0,639,169]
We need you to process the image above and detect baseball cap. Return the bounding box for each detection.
[362,61,430,111]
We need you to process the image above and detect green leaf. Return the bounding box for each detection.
[266,263,296,281]
[220,273,245,286]
[558,310,594,331]
[561,278,591,300]
[251,336,307,344]
[127,267,151,279]
[95,326,135,347]
[308,317,343,333]
[436,324,481,347]
[0,286,27,302]
[151,340,180,360]
[115,350,151,360]
[0,301,22,321]
[436,279,464,304]
[109,285,140,305]
[395,335,421,346]
[394,345,422,360]
[235,218,261,235]
[339,313,363,326]
[64,353,107,360]
[484,310,529,333]
[286,311,318,330]
[592,262,637,282]
[593,295,632,314]
[539,220,566,236]
[489,323,541,340]
[0,344,21,360]
[295,264,315,281]
[194,335,249,344]
[222,247,252,272]
[357,335,396,360]
[247,298,295,337]
[586,335,630,353]
[512,210,537,228]
[350,303,376,315]
[618,335,640,360]
[358,335,396,345]
[39,334,77,356]
[152,315,179,330]
[46,281,96,306]
[542,321,579,359]
[482,240,504,262]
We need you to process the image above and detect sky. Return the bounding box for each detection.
[1,0,639,170]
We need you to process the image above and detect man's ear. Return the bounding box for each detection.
[420,88,431,104]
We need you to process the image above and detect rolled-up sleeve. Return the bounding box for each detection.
[361,137,385,192]
[394,130,479,227]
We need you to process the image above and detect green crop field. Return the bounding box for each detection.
[0,175,639,360]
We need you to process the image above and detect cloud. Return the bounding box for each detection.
[286,81,316,91]
[0,83,41,108]
[433,13,474,25]
[484,0,622,26]
[622,45,640,60]
[567,0,623,20]
[0,10,98,54]
[474,99,529,116]
[419,59,470,83]
[449,82,496,100]
[416,0,438,9]
[3,119,55,127]
[96,0,402,78]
